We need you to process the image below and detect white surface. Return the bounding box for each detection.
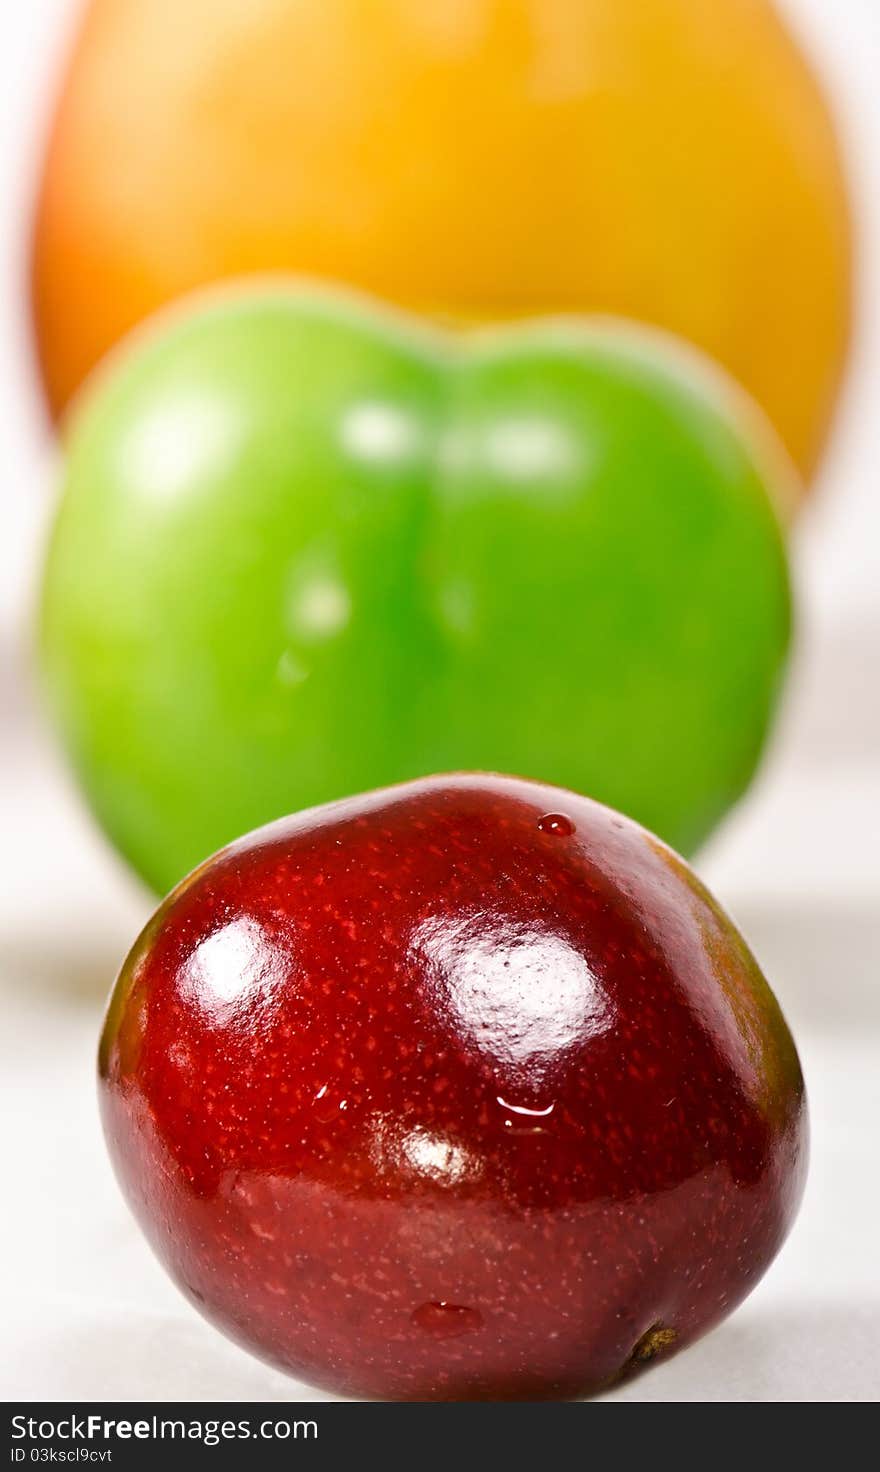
[1,0,878,1404]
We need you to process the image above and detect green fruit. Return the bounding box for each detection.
[41,286,793,893]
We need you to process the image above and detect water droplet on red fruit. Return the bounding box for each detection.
[496,1095,555,1136]
[537,812,574,836]
[313,1083,343,1123]
[496,1095,555,1118]
[411,1301,483,1339]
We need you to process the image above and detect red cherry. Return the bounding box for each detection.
[99,775,806,1401]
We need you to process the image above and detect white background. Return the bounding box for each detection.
[1,0,877,1403]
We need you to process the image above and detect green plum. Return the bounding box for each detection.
[40,285,794,893]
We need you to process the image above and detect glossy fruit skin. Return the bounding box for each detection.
[32,0,850,480]
[99,774,807,1402]
[40,286,793,895]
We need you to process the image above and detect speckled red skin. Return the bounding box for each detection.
[99,775,807,1401]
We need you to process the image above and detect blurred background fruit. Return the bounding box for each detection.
[40,286,793,894]
[31,0,850,487]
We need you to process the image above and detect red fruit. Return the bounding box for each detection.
[99,775,806,1401]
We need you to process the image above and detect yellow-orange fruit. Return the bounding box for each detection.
[32,0,851,483]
